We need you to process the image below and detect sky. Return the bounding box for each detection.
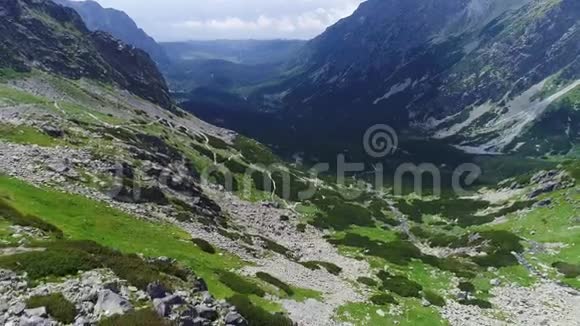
[88,0,365,42]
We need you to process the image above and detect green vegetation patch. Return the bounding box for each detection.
[0,85,49,105]
[397,197,534,226]
[370,293,398,306]
[0,176,243,298]
[26,293,76,324]
[0,197,63,238]
[0,68,31,81]
[552,262,580,278]
[99,309,167,326]
[256,272,293,296]
[0,240,191,290]
[330,232,478,277]
[0,124,62,147]
[357,276,378,287]
[300,261,342,275]
[228,295,293,326]
[396,197,488,224]
[424,290,446,307]
[329,233,422,265]
[192,238,216,254]
[257,236,293,258]
[459,298,493,309]
[311,202,374,230]
[234,136,280,166]
[377,271,423,298]
[218,271,266,297]
[469,231,524,268]
[458,281,476,293]
[0,246,98,279]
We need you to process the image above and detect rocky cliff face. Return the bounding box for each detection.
[0,0,173,110]
[54,0,170,66]
[244,0,579,155]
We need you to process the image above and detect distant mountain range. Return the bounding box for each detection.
[51,0,580,160]
[185,0,579,159]
[161,40,306,66]
[51,1,305,95]
[54,0,170,66]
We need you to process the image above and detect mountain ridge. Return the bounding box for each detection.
[54,0,170,65]
[0,0,174,109]
[192,0,579,158]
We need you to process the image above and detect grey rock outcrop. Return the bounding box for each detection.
[94,289,133,317]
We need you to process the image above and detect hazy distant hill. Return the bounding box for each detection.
[54,0,170,65]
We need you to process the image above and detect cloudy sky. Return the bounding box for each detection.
[89,0,365,41]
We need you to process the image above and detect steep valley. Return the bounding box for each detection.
[0,0,579,326]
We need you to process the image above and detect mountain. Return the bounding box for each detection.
[200,0,579,158]
[0,0,173,109]
[54,0,170,66]
[1,1,580,326]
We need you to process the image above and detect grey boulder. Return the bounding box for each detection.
[94,289,132,317]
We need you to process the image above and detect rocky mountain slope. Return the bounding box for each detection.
[196,0,579,158]
[54,0,170,66]
[0,0,173,110]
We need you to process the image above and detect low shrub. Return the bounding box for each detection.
[378,271,423,298]
[233,136,280,166]
[424,290,446,307]
[328,234,422,265]
[0,198,63,238]
[421,255,478,278]
[26,293,76,324]
[552,262,580,278]
[370,293,397,306]
[311,203,374,230]
[256,272,294,296]
[102,253,174,290]
[228,295,293,326]
[458,282,476,293]
[192,238,216,254]
[357,277,378,287]
[300,261,321,270]
[206,135,230,150]
[218,271,266,297]
[217,229,254,245]
[296,224,307,233]
[21,241,182,290]
[258,237,292,258]
[223,158,249,175]
[99,308,167,326]
[191,143,214,161]
[0,248,99,279]
[459,299,492,309]
[477,231,524,253]
[300,261,342,275]
[149,259,192,282]
[472,251,518,268]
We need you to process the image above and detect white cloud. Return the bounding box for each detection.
[175,4,358,38]
[92,0,365,41]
